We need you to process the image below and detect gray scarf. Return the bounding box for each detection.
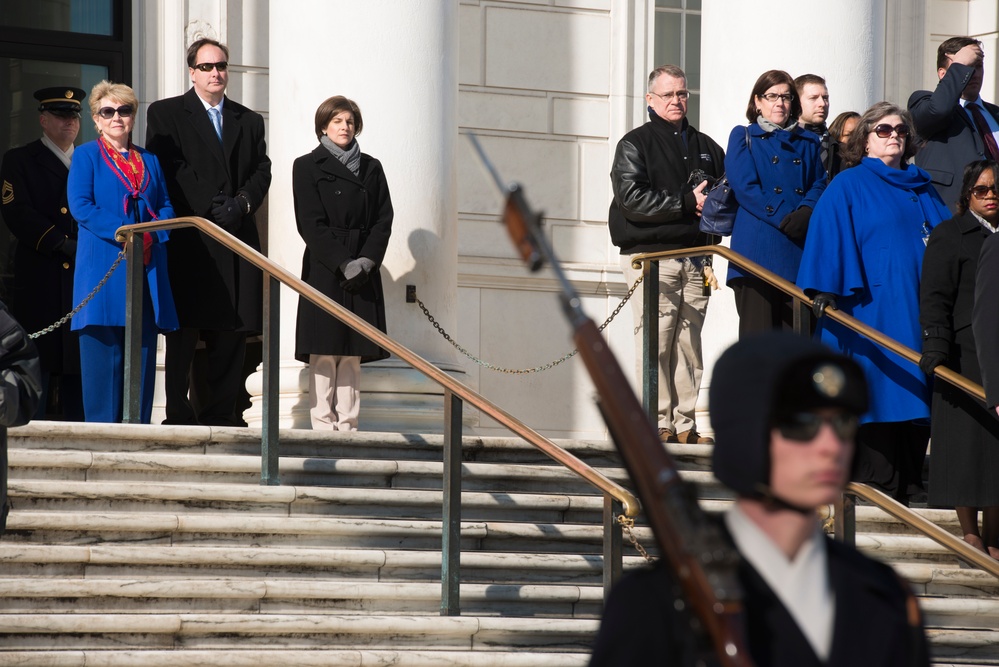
[320,135,361,175]
[757,116,796,133]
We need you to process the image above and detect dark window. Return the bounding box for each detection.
[0,0,129,305]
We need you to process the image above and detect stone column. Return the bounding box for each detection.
[246,0,462,431]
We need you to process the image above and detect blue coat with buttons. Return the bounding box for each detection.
[725,123,827,283]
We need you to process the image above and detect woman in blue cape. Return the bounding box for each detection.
[797,102,951,506]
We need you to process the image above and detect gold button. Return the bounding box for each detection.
[60,207,68,214]
[62,262,70,269]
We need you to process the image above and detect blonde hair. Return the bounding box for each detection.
[88,80,138,133]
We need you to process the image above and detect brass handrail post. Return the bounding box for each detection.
[261,273,280,485]
[122,231,143,424]
[603,495,623,599]
[441,388,462,616]
[834,492,856,547]
[642,258,659,424]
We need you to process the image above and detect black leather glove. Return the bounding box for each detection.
[779,206,812,244]
[919,351,948,376]
[211,194,243,232]
[56,237,76,259]
[811,292,837,318]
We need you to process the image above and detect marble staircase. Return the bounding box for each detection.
[0,424,997,666]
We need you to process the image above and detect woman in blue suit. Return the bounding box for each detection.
[68,81,178,423]
[726,70,827,336]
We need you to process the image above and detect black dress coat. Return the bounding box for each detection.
[974,232,999,411]
[0,139,79,373]
[920,213,999,506]
[589,534,928,667]
[909,62,999,211]
[146,88,272,332]
[293,145,392,363]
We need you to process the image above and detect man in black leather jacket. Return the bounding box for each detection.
[609,64,724,445]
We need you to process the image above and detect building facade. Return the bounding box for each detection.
[1,0,996,438]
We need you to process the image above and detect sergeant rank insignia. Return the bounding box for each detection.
[1,180,13,205]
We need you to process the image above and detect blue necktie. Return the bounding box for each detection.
[208,107,223,143]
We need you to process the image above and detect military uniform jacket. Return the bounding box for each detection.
[589,532,928,667]
[0,139,79,372]
[293,145,392,363]
[146,88,272,332]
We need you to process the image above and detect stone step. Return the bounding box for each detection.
[3,510,616,553]
[7,478,610,524]
[0,578,605,617]
[0,613,596,650]
[0,543,647,585]
[0,649,592,666]
[8,423,625,467]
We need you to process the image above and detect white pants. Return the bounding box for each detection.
[308,354,361,431]
[621,255,708,435]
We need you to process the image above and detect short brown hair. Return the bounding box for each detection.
[937,36,982,70]
[840,101,920,168]
[88,80,138,133]
[187,38,230,68]
[745,70,800,124]
[314,96,363,140]
[648,65,686,92]
[793,73,826,96]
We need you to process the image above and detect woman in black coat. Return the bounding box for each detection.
[293,96,393,430]
[920,159,999,560]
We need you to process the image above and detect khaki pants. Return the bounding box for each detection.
[621,255,708,435]
[308,354,361,431]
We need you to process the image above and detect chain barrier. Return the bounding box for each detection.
[28,249,126,340]
[416,274,644,374]
[617,514,654,563]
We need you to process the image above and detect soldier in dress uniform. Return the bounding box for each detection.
[0,86,86,420]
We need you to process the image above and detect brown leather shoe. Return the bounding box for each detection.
[677,429,714,444]
[658,428,679,444]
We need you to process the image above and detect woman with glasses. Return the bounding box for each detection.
[725,70,827,336]
[67,81,178,423]
[293,96,393,431]
[920,160,999,559]
[797,102,951,506]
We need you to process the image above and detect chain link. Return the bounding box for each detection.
[28,249,126,340]
[617,514,654,563]
[416,274,644,374]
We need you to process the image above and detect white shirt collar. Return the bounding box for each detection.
[725,504,835,661]
[40,134,73,170]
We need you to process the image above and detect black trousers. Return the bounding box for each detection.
[854,420,930,504]
[730,275,813,338]
[164,327,247,426]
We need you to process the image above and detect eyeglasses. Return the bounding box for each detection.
[775,412,859,442]
[96,105,134,120]
[872,123,910,138]
[650,90,690,102]
[971,184,999,199]
[759,93,793,103]
[193,61,228,72]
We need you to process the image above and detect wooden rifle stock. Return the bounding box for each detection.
[467,133,754,666]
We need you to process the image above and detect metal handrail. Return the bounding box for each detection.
[633,245,999,579]
[115,216,639,517]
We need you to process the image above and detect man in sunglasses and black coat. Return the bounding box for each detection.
[147,37,272,426]
[589,332,929,667]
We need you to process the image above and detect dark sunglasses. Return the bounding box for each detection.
[775,412,859,442]
[970,184,999,199]
[193,61,228,72]
[97,105,134,119]
[872,123,910,139]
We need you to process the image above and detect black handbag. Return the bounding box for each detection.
[699,127,750,237]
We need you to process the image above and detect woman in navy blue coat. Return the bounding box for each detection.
[726,70,827,336]
[797,102,951,505]
[68,81,178,423]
